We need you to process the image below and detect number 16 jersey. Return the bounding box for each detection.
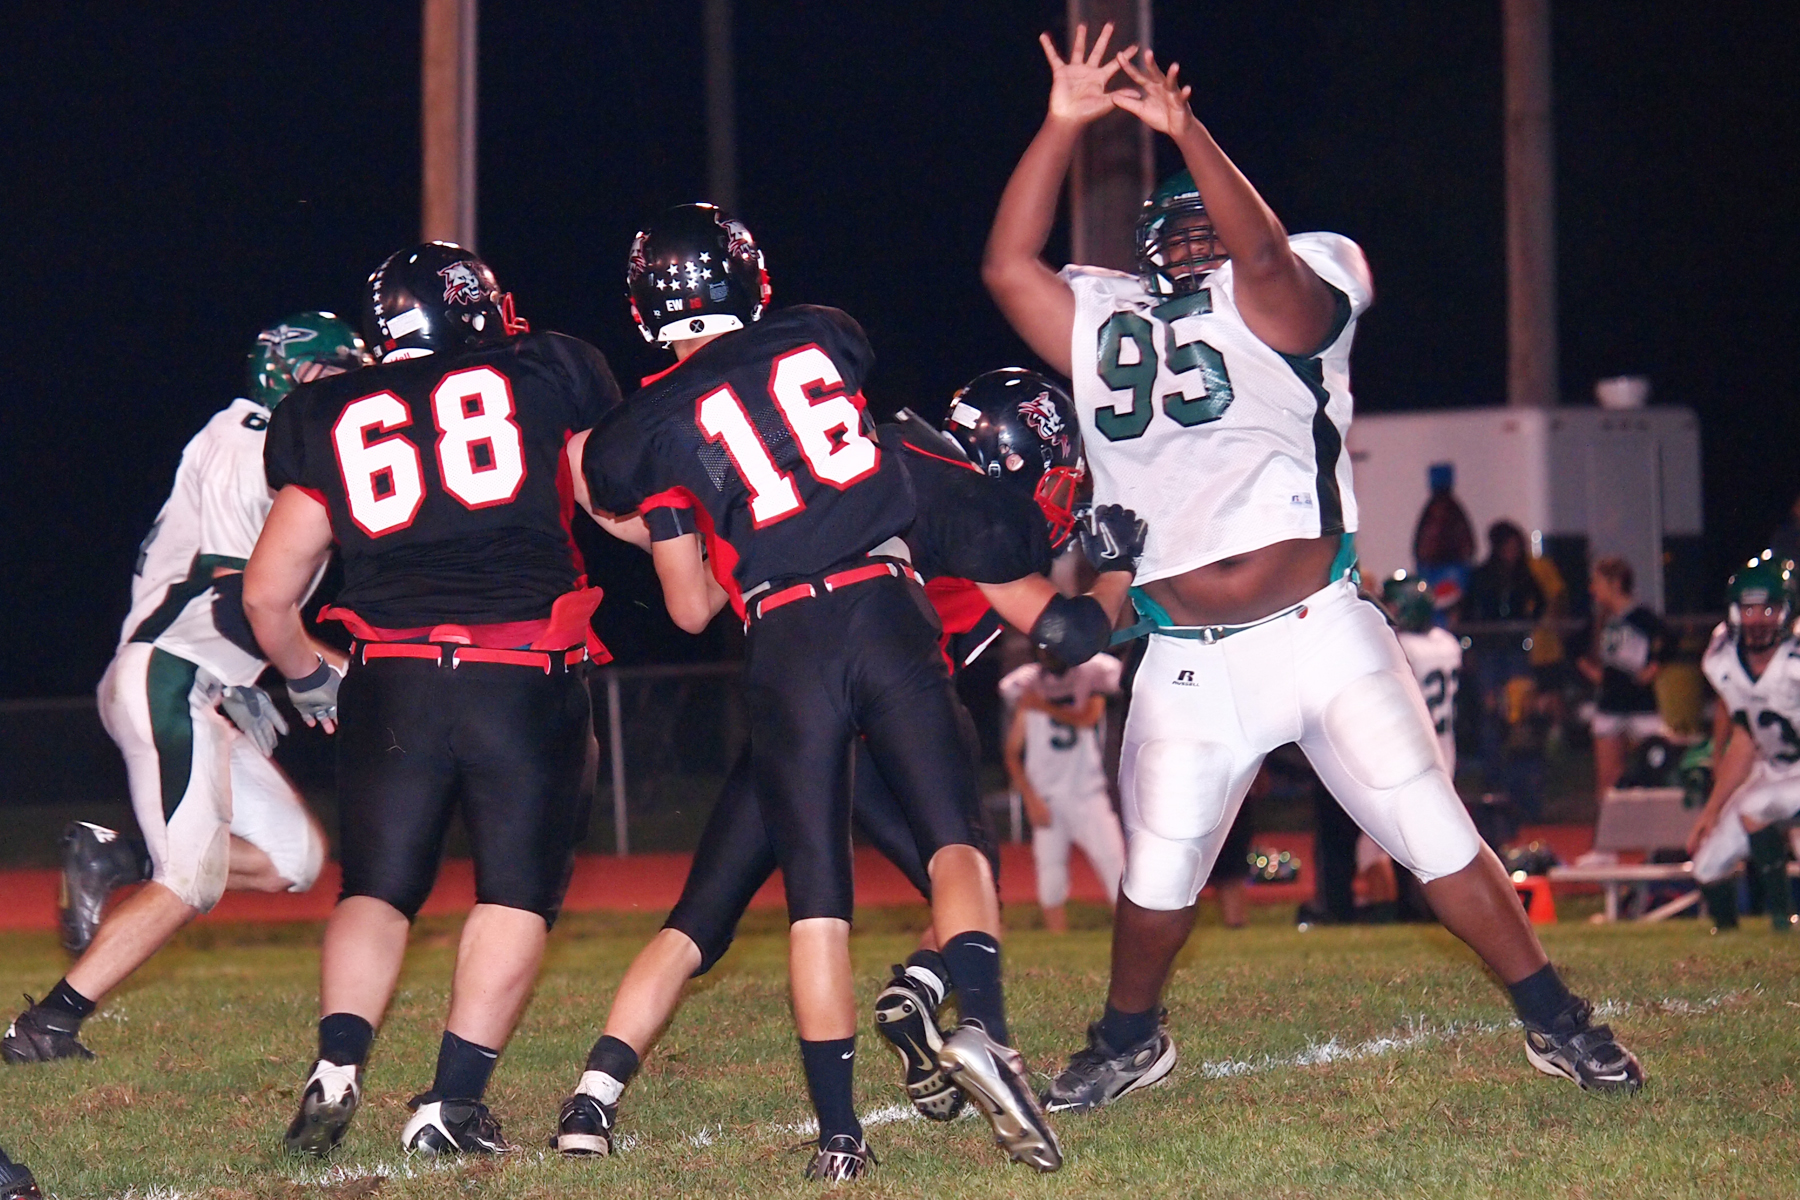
[1060,232,1373,584]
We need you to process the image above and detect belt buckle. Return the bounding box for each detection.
[1200,626,1221,645]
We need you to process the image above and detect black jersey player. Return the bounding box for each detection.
[554,370,1135,1165]
[243,243,623,1157]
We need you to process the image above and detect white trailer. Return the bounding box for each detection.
[1346,406,1704,613]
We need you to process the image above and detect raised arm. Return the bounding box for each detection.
[983,23,1135,375]
[1112,51,1338,355]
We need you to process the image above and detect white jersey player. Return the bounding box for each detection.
[1002,653,1128,933]
[3,314,359,1067]
[1687,556,1800,931]
[982,24,1640,1106]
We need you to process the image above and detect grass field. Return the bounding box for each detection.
[1,902,1795,1199]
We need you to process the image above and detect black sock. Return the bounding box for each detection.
[317,1013,374,1068]
[942,931,1008,1046]
[798,1037,862,1144]
[431,1031,499,1101]
[40,979,95,1022]
[1096,1002,1159,1051]
[1748,826,1793,925]
[583,1034,640,1086]
[1507,963,1579,1029]
[904,948,950,1007]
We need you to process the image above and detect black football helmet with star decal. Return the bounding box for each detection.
[627,203,770,344]
[363,242,529,362]
[940,368,1086,548]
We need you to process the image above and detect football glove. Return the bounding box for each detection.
[285,658,344,728]
[1078,504,1148,575]
[219,685,289,756]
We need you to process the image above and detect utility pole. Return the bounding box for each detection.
[1066,0,1154,272]
[422,0,478,248]
[704,0,738,213]
[1503,0,1556,407]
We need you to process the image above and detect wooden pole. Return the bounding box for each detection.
[422,0,477,248]
[1504,0,1556,407]
[1067,0,1153,272]
[704,0,738,212]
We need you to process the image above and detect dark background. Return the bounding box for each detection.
[4,2,1796,697]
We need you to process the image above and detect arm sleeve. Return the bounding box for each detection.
[1290,233,1375,319]
[580,409,657,515]
[197,424,275,562]
[544,332,625,429]
[263,397,309,492]
[798,306,874,393]
[904,449,1052,583]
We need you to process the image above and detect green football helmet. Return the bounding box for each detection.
[1381,570,1435,633]
[1727,551,1794,651]
[1134,170,1226,297]
[246,312,369,410]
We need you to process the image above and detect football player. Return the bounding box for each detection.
[572,206,1137,1177]
[1687,554,1800,931]
[1383,572,1462,774]
[3,315,356,1066]
[244,245,623,1156]
[555,369,1130,1171]
[981,24,1642,1108]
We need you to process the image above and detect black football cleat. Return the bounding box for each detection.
[1041,1013,1177,1113]
[2,997,95,1064]
[0,1158,42,1200]
[550,1092,617,1157]
[58,821,146,954]
[873,964,964,1121]
[1524,1000,1645,1094]
[401,1093,512,1155]
[802,1133,873,1182]
[938,1023,1062,1172]
[284,1060,362,1156]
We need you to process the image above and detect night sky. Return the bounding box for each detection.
[4,2,1796,697]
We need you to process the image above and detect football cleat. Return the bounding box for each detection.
[937,1024,1062,1172]
[401,1093,512,1155]
[550,1092,616,1157]
[802,1133,873,1182]
[0,1159,42,1200]
[58,821,145,954]
[1041,1014,1177,1113]
[283,1060,361,1156]
[873,964,964,1121]
[2,997,95,1064]
[1523,1001,1645,1094]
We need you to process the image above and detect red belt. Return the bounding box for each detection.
[751,559,925,622]
[355,641,590,674]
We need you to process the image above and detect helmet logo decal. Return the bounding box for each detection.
[1018,391,1065,441]
[256,324,319,353]
[438,261,485,306]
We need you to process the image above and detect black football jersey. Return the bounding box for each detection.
[582,306,913,590]
[265,331,622,627]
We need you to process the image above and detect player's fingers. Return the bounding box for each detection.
[1166,62,1181,89]
[1111,91,1145,117]
[1070,22,1087,62]
[1039,31,1065,69]
[1089,21,1114,64]
[1117,55,1150,86]
[1179,84,1192,102]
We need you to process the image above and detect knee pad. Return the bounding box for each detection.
[1322,672,1441,790]
[157,823,231,913]
[282,820,327,894]
[1383,772,1481,883]
[1120,829,1208,911]
[1128,739,1236,842]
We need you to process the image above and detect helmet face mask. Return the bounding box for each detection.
[940,368,1086,548]
[1136,172,1227,297]
[627,204,770,345]
[246,312,369,409]
[1728,554,1794,652]
[364,242,526,361]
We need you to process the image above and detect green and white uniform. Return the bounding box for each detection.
[1692,624,1800,884]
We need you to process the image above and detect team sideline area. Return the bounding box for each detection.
[1,903,1790,1199]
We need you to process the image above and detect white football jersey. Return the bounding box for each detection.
[1001,655,1123,806]
[1061,233,1373,584]
[1397,625,1462,772]
[118,398,285,687]
[1702,625,1800,768]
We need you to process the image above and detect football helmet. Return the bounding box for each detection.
[1136,170,1226,297]
[627,203,770,344]
[364,242,528,362]
[1381,570,1436,633]
[1727,552,1794,652]
[246,312,367,409]
[940,368,1085,547]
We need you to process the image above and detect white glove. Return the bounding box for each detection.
[220,685,289,756]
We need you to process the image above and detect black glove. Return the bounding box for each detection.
[1078,504,1148,575]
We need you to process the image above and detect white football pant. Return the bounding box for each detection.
[1031,792,1126,909]
[1690,758,1800,885]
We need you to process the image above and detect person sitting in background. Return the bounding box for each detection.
[1463,521,1547,818]
[1576,556,1672,803]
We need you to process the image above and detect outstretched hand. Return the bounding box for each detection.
[1112,49,1194,138]
[1040,22,1136,125]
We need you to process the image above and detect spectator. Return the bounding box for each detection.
[1463,521,1548,817]
[1575,556,1673,802]
[1412,463,1476,620]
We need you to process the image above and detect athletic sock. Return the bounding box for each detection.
[317,1013,374,1068]
[798,1037,863,1144]
[431,1031,499,1101]
[903,948,950,1009]
[1507,963,1579,1029]
[1700,880,1740,929]
[1748,826,1793,930]
[40,979,95,1022]
[942,931,1009,1046]
[1096,1002,1160,1052]
[579,1034,640,1103]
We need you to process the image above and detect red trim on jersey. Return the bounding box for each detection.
[925,576,992,635]
[666,487,745,621]
[321,585,610,663]
[555,429,586,576]
[765,344,881,494]
[291,484,331,509]
[901,441,982,474]
[638,486,695,511]
[640,361,684,388]
[331,391,426,539]
[430,366,528,512]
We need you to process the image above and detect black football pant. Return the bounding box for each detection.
[743,574,985,929]
[336,658,593,925]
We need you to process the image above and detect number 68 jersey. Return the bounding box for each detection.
[1060,233,1373,584]
[1701,624,1800,768]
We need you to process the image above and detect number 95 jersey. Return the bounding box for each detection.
[1702,624,1800,767]
[1060,232,1373,584]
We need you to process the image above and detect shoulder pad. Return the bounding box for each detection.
[888,410,974,465]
